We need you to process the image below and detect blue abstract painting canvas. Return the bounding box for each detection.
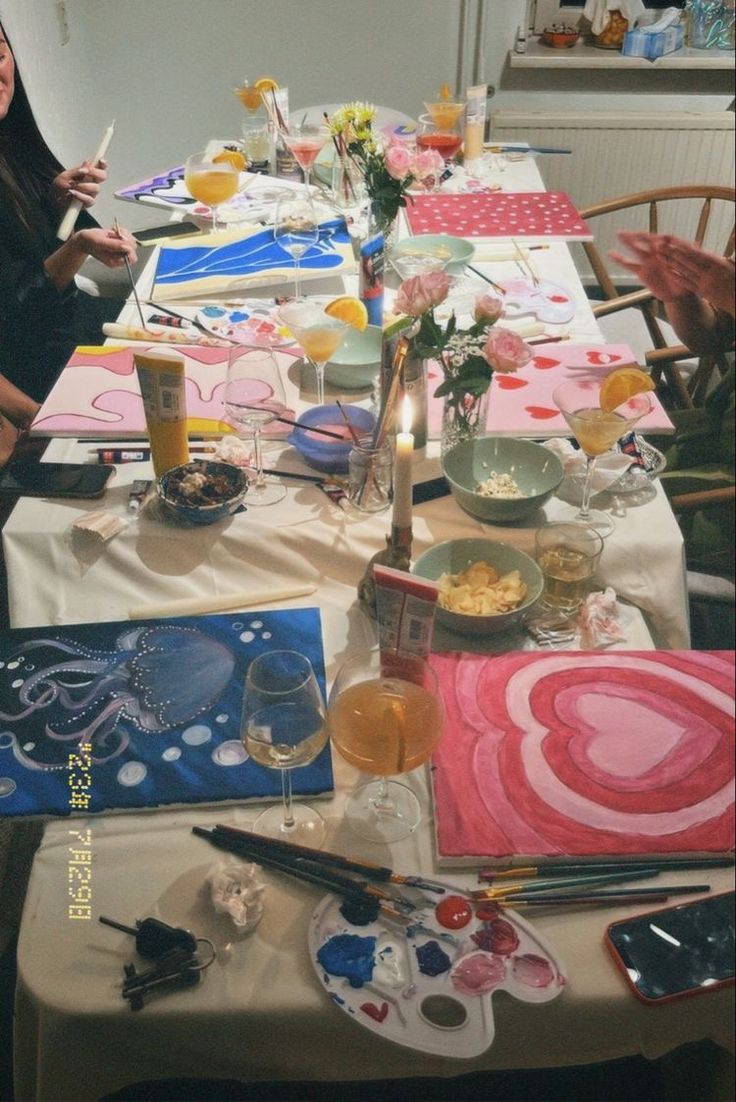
[0,608,333,817]
[153,219,356,300]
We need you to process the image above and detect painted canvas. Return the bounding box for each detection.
[405,193,593,240]
[30,343,298,439]
[429,650,735,866]
[0,609,333,817]
[152,219,356,300]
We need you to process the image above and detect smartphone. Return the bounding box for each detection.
[133,222,201,245]
[0,462,115,499]
[605,891,735,1004]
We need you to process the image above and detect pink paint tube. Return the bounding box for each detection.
[373,564,439,682]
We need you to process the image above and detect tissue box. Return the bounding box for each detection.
[622,24,684,59]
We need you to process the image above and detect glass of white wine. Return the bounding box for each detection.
[242,650,328,845]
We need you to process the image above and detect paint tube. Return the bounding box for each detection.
[373,564,439,682]
[132,351,190,478]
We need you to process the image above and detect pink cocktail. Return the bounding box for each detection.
[281,127,327,189]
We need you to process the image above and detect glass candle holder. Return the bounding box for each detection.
[348,439,393,513]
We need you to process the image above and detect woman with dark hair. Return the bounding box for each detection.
[0,21,137,407]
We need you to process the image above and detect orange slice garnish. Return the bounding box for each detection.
[254,76,279,94]
[440,83,451,101]
[599,367,655,412]
[213,149,246,171]
[324,296,369,331]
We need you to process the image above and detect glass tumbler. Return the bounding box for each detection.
[348,439,393,513]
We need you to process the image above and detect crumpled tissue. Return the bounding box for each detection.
[543,438,632,493]
[207,860,265,933]
[583,0,646,35]
[579,587,626,649]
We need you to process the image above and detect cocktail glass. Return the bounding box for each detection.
[280,124,327,191]
[277,299,348,407]
[416,112,462,167]
[328,649,444,844]
[224,348,287,506]
[273,194,319,301]
[242,650,328,845]
[184,151,239,232]
[553,377,654,537]
[423,99,465,131]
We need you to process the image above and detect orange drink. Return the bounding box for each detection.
[183,165,239,208]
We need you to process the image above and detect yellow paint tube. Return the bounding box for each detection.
[133,350,190,477]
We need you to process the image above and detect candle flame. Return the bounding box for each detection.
[401,394,413,435]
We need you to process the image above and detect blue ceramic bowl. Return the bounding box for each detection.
[156,459,247,525]
[288,404,376,474]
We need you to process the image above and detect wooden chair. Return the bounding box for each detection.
[579,185,735,409]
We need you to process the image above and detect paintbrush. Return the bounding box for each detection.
[498,884,710,907]
[473,868,661,899]
[210,823,460,895]
[113,217,147,330]
[193,827,413,919]
[511,237,540,287]
[335,400,362,446]
[261,467,346,486]
[248,410,346,440]
[479,858,734,882]
[146,301,238,344]
[466,264,506,296]
[372,336,409,450]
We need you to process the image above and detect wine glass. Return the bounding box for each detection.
[276,298,348,408]
[553,377,654,538]
[242,650,328,845]
[328,649,444,844]
[224,348,287,506]
[184,151,239,232]
[273,194,320,300]
[280,123,327,191]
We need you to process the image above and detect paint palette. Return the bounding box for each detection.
[195,304,295,348]
[497,277,575,325]
[309,892,565,1058]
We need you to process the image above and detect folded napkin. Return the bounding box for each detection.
[543,438,632,493]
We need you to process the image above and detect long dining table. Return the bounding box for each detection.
[4,151,733,1102]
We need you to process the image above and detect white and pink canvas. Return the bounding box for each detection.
[429,650,735,866]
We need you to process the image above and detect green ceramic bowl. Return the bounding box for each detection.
[324,325,382,389]
[412,537,544,636]
[391,234,474,276]
[443,436,565,523]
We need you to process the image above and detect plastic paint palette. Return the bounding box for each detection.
[196,304,295,348]
[498,277,576,325]
[309,891,565,1058]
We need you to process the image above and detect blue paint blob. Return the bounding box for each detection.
[317,933,376,989]
[229,311,249,322]
[415,940,452,977]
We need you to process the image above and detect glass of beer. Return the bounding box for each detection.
[328,649,444,843]
[535,522,604,614]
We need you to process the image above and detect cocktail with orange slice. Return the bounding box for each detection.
[184,151,239,231]
[278,296,368,406]
[553,368,655,536]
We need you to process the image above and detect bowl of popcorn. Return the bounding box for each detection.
[442,436,565,523]
[156,459,247,525]
[412,537,544,636]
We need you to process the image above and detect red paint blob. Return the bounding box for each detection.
[474,901,502,922]
[435,894,473,930]
[532,356,561,369]
[360,1001,389,1022]
[526,405,559,420]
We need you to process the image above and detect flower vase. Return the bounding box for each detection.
[440,389,490,457]
[358,204,389,328]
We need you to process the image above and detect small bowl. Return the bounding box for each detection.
[412,537,544,636]
[443,436,565,524]
[324,325,382,390]
[541,30,580,48]
[288,404,376,473]
[391,234,474,276]
[156,459,247,525]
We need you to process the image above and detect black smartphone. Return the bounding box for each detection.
[605,891,735,1004]
[0,461,115,499]
[133,222,201,245]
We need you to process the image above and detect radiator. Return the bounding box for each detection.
[489,110,735,282]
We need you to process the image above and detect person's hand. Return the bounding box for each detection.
[73,225,138,268]
[655,236,735,317]
[609,231,691,303]
[51,158,108,211]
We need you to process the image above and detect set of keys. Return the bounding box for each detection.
[99,915,216,1011]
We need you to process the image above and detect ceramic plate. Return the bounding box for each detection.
[309,891,565,1058]
[196,304,295,348]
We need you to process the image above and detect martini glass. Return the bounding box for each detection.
[280,124,327,191]
[242,650,328,845]
[416,112,462,168]
[553,377,654,538]
[224,348,287,506]
[328,649,444,844]
[277,298,348,407]
[273,194,319,300]
[184,151,239,231]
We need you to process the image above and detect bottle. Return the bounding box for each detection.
[515,25,527,53]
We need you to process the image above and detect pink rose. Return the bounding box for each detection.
[385,144,413,180]
[473,294,504,325]
[482,327,532,374]
[412,148,445,181]
[394,271,451,316]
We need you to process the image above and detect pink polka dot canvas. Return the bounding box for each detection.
[405,192,593,240]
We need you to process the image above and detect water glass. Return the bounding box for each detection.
[347,439,393,513]
[535,522,604,614]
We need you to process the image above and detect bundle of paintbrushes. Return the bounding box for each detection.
[192,824,461,922]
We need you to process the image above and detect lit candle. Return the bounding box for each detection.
[392,394,414,530]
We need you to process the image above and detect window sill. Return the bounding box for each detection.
[510,40,735,69]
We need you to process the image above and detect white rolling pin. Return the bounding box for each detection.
[57,120,115,241]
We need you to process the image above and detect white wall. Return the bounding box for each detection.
[2,0,733,228]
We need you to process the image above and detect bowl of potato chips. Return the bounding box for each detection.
[412,537,544,635]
